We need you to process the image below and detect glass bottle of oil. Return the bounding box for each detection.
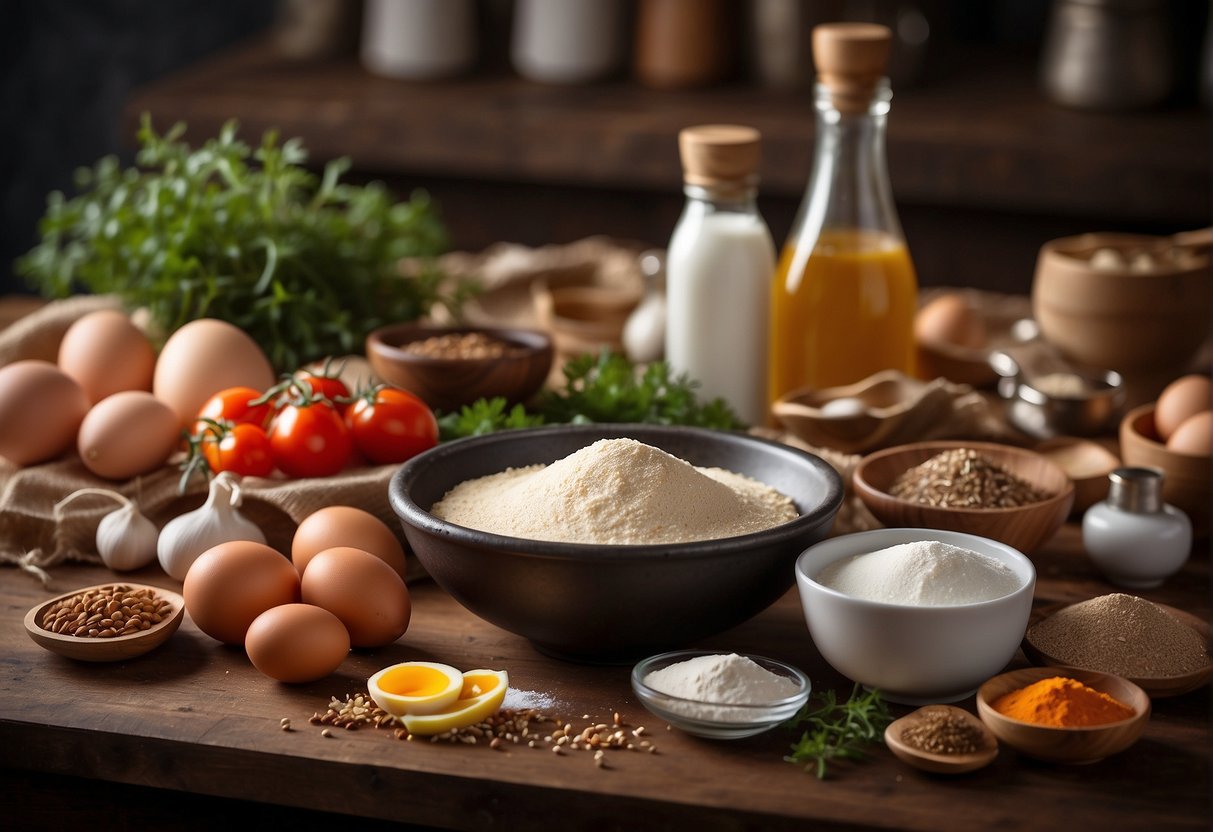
[769,22,918,400]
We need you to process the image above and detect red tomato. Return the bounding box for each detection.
[201,422,274,478]
[345,387,438,465]
[268,399,352,478]
[195,386,272,432]
[298,371,351,413]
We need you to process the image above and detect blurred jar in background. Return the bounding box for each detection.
[635,0,737,89]
[1041,0,1174,109]
[512,0,628,84]
[361,0,477,80]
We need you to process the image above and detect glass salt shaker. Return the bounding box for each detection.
[1083,467,1191,588]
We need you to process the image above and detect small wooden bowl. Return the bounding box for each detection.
[853,441,1074,554]
[1024,601,1211,698]
[885,705,999,774]
[1034,437,1120,516]
[365,323,553,414]
[24,583,185,662]
[1119,403,1210,535]
[976,667,1150,764]
[772,371,958,454]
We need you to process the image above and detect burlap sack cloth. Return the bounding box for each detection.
[0,237,1015,588]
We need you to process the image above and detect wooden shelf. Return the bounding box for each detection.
[126,40,1208,222]
[123,40,1209,293]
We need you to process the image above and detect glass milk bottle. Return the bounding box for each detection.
[665,125,776,425]
[769,23,918,399]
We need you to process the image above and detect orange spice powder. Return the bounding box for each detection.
[992,676,1135,727]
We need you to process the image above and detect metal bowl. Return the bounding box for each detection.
[389,424,843,662]
[991,350,1125,438]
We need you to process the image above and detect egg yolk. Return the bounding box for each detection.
[379,664,457,698]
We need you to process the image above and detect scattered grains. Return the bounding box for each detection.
[1028,593,1211,678]
[889,448,1048,508]
[899,707,985,755]
[39,585,172,639]
[403,331,526,360]
[431,438,797,545]
[303,692,659,760]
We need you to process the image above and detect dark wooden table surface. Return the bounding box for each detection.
[1,520,1208,830]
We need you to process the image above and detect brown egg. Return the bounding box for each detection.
[245,603,350,683]
[914,294,987,349]
[1166,411,1212,456]
[1155,375,1211,440]
[77,391,181,479]
[301,547,411,648]
[0,360,90,466]
[153,319,276,427]
[292,506,409,579]
[183,541,300,645]
[58,310,156,404]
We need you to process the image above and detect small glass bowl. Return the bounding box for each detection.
[631,650,811,740]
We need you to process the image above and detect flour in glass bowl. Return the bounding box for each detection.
[430,438,798,544]
[641,653,803,723]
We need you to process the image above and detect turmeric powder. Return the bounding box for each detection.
[991,676,1134,727]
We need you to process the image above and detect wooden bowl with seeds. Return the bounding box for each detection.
[23,582,185,662]
[853,440,1074,554]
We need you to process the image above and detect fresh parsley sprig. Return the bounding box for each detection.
[785,685,892,779]
[18,115,452,372]
[435,351,746,441]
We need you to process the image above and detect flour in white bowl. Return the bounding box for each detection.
[815,540,1021,606]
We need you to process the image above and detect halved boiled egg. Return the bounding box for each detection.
[402,669,510,736]
[368,661,464,716]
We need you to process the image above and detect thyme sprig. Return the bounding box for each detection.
[785,685,892,779]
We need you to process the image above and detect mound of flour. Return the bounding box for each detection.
[816,540,1022,606]
[430,438,797,544]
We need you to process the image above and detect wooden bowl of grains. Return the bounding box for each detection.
[24,582,185,662]
[366,323,553,414]
[853,441,1074,554]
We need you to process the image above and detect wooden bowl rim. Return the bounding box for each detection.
[853,440,1076,516]
[1038,233,1210,276]
[23,582,185,660]
[365,323,553,366]
[976,666,1150,732]
[1033,437,1121,486]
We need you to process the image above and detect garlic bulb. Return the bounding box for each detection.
[54,488,159,572]
[157,472,266,580]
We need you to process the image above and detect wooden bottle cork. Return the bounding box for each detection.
[678,124,762,187]
[812,23,892,113]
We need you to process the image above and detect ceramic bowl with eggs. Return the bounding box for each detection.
[795,528,1036,704]
[852,440,1074,554]
[389,424,844,662]
[365,323,553,414]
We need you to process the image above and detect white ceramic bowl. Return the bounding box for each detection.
[795,529,1036,705]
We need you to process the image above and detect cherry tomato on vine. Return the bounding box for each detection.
[268,391,352,479]
[297,368,351,413]
[200,421,275,478]
[194,386,272,432]
[345,386,438,465]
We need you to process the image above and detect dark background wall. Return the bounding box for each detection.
[0,0,276,294]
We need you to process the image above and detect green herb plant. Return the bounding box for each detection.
[785,684,893,779]
[436,351,746,440]
[18,116,453,372]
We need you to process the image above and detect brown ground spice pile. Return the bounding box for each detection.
[1028,593,1211,678]
[900,707,986,755]
[889,448,1048,508]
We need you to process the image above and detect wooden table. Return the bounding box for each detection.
[1,521,1207,830]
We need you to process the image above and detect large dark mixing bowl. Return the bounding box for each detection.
[389,424,843,662]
